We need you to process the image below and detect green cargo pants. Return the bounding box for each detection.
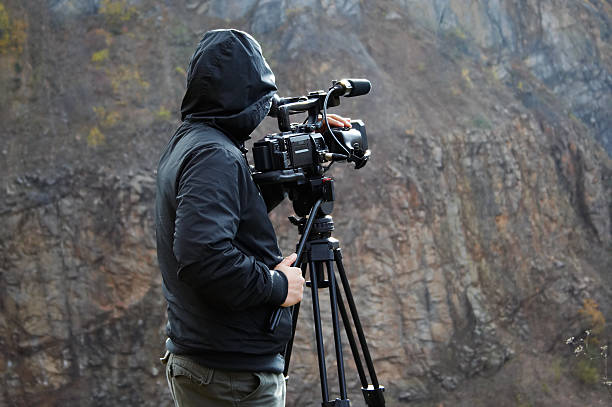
[161,352,286,407]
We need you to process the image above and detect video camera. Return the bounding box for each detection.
[256,80,386,407]
[252,79,371,190]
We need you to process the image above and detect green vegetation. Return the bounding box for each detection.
[155,107,172,121]
[170,23,192,46]
[91,48,109,64]
[107,65,150,104]
[93,106,120,128]
[109,66,149,93]
[574,358,600,386]
[453,27,467,40]
[568,112,583,126]
[472,115,492,130]
[462,67,473,88]
[99,0,136,33]
[0,4,9,46]
[565,299,610,396]
[0,3,27,55]
[286,7,307,18]
[515,392,533,407]
[442,26,471,57]
[551,357,564,382]
[87,126,105,147]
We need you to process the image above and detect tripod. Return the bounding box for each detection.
[269,178,385,407]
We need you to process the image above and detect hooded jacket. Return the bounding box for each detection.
[155,29,292,373]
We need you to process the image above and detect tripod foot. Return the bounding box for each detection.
[322,399,351,407]
[362,385,385,407]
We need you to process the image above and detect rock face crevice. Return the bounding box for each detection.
[1,168,166,406]
[1,0,611,406]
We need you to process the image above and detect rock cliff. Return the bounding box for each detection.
[1,0,611,406]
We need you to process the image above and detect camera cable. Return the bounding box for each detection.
[322,89,354,161]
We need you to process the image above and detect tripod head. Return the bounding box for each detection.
[288,175,335,218]
[290,213,335,239]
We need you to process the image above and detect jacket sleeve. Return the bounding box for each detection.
[172,146,287,311]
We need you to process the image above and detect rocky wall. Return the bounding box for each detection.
[1,0,611,406]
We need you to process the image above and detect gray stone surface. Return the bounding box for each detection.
[49,0,100,16]
[391,0,612,155]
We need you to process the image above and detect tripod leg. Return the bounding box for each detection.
[334,249,385,406]
[310,260,330,403]
[282,262,309,377]
[335,284,368,387]
[326,259,348,400]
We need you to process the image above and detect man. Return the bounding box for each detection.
[155,29,350,406]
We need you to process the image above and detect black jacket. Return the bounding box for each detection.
[155,29,292,373]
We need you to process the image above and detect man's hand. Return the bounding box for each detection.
[317,114,351,132]
[274,253,305,307]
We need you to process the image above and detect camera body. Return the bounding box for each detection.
[253,121,368,177]
[253,129,328,175]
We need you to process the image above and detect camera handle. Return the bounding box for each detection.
[268,197,323,331]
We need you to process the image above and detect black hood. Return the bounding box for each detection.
[180,29,277,142]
